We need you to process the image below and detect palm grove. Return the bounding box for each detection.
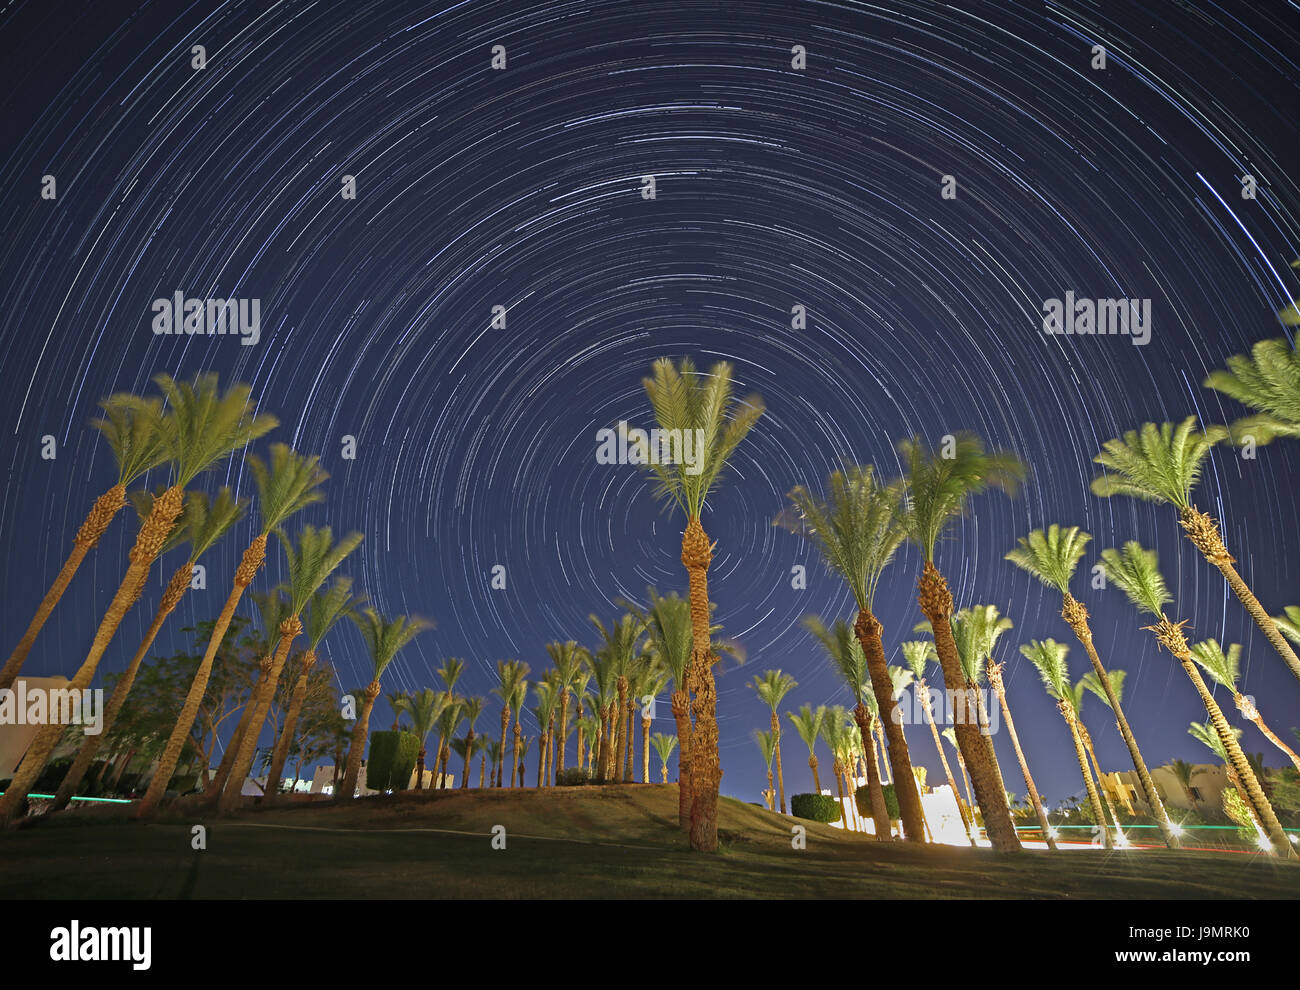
[2,334,1299,860]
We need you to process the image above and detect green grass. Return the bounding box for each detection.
[2,784,1297,899]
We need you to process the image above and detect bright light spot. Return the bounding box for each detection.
[1115,832,1129,847]
[1169,823,1184,836]
[1257,834,1272,851]
[1047,828,1060,840]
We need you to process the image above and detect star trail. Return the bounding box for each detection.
[2,0,1298,808]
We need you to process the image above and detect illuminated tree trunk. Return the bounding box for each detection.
[918,679,975,845]
[852,704,889,840]
[338,682,381,800]
[987,660,1057,850]
[264,649,318,801]
[682,516,721,853]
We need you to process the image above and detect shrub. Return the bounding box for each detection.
[556,767,591,787]
[367,731,420,791]
[790,792,841,823]
[854,782,901,820]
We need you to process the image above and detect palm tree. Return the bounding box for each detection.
[637,663,669,783]
[135,441,325,818]
[584,645,620,785]
[899,432,1024,852]
[1099,541,1295,858]
[1007,524,1179,848]
[984,652,1058,850]
[492,661,528,787]
[264,578,362,798]
[337,609,432,801]
[1188,721,1267,841]
[2,374,275,823]
[1093,418,1300,685]
[748,670,797,815]
[433,659,466,787]
[217,524,363,812]
[801,615,890,838]
[1,396,170,692]
[628,356,764,851]
[1167,758,1205,811]
[780,464,926,841]
[651,732,678,784]
[1189,639,1300,771]
[819,712,856,831]
[50,488,246,811]
[435,699,465,789]
[458,697,485,788]
[546,641,588,782]
[1072,680,1126,843]
[485,738,503,790]
[945,605,1013,815]
[640,588,695,824]
[900,639,975,844]
[531,679,559,788]
[509,679,528,788]
[786,704,827,796]
[940,726,977,834]
[589,611,647,784]
[397,689,450,789]
[1020,639,1113,848]
[752,730,776,811]
[1204,337,1300,444]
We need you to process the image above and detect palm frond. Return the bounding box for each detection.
[1188,639,1241,692]
[1019,639,1073,704]
[1098,541,1172,617]
[1005,524,1091,595]
[1090,418,1217,509]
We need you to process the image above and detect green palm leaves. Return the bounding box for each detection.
[1020,639,1073,704]
[1005,525,1090,595]
[152,373,277,488]
[1204,337,1300,444]
[1090,417,1217,508]
[1189,640,1241,691]
[1098,542,1171,617]
[280,525,364,615]
[353,609,433,682]
[802,615,868,703]
[94,396,172,485]
[250,443,329,535]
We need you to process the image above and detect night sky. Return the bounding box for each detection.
[3,0,1299,810]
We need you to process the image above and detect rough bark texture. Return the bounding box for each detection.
[918,679,974,845]
[1062,703,1113,848]
[557,689,571,778]
[1062,593,1181,849]
[511,720,521,789]
[832,758,850,829]
[641,715,651,783]
[852,703,890,840]
[987,660,1057,850]
[769,711,787,815]
[135,533,266,818]
[682,516,721,852]
[0,485,183,823]
[917,562,1021,851]
[671,688,693,829]
[496,707,509,787]
[1080,723,1123,841]
[855,608,925,841]
[263,649,318,799]
[0,483,126,693]
[338,682,380,800]
[1237,695,1300,772]
[1181,505,1300,685]
[614,678,629,783]
[52,562,192,811]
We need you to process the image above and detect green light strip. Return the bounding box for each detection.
[0,792,132,804]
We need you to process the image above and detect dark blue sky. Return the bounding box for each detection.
[2,0,1298,808]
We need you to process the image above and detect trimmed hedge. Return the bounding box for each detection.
[854,782,901,821]
[556,767,591,787]
[790,792,841,823]
[367,731,420,791]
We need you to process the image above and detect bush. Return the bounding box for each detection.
[790,792,841,823]
[854,782,901,821]
[556,767,591,787]
[367,731,420,791]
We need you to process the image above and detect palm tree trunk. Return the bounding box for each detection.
[0,485,183,823]
[1080,724,1123,843]
[206,676,261,798]
[263,650,317,801]
[682,515,720,853]
[672,689,693,828]
[852,704,890,839]
[415,747,427,790]
[462,730,474,789]
[614,678,629,783]
[557,690,571,779]
[1181,506,1300,684]
[953,748,977,836]
[479,752,486,788]
[136,533,267,818]
[1236,694,1300,772]
[624,701,635,782]
[807,753,822,794]
[439,738,451,788]
[854,609,924,841]
[0,483,125,693]
[641,716,651,783]
[874,722,891,785]
[972,683,1011,809]
[496,708,509,787]
[1062,594,1180,848]
[338,683,380,800]
[919,679,975,845]
[832,759,850,830]
[511,719,521,789]
[1061,704,1112,849]
[770,712,787,815]
[662,764,669,784]
[987,662,1057,850]
[51,562,192,812]
[917,562,1021,851]
[216,616,302,813]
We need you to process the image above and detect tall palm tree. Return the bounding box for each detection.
[1078,666,1136,823]
[492,660,529,787]
[1190,639,1300,772]
[485,738,503,791]
[1167,758,1205,811]
[900,639,975,844]
[217,524,362,812]
[1072,681,1126,843]
[136,441,324,818]
[1188,721,1267,840]
[435,699,465,789]
[1020,639,1113,848]
[50,488,246,811]
[753,730,777,811]
[749,670,797,815]
[638,663,669,783]
[583,645,620,785]
[628,356,764,851]
[397,688,450,790]
[433,659,466,787]
[940,726,977,834]
[651,732,678,784]
[1,396,170,692]
[509,679,528,788]
[1099,541,1295,858]
[899,432,1024,851]
[546,641,588,781]
[640,588,695,824]
[802,615,890,838]
[945,605,1014,814]
[781,464,925,841]
[337,609,432,801]
[264,578,362,797]
[1007,524,1179,848]
[459,697,485,788]
[2,375,275,823]
[786,704,827,796]
[1093,418,1300,685]
[589,611,647,784]
[984,655,1058,851]
[819,712,857,831]
[531,679,559,788]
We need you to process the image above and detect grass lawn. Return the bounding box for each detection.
[2,784,1297,898]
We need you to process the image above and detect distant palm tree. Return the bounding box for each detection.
[1188,721,1266,840]
[1093,419,1300,685]
[1100,541,1294,858]
[3,375,275,823]
[651,732,678,784]
[434,659,466,787]
[436,699,465,789]
[492,661,529,787]
[780,465,925,841]
[754,729,777,811]
[637,663,669,783]
[589,612,647,783]
[628,357,764,852]
[397,689,450,789]
[944,606,1014,814]
[531,679,559,789]
[485,738,503,790]
[136,441,323,818]
[749,670,797,814]
[459,697,485,789]
[338,610,432,801]
[546,641,588,781]
[584,645,620,784]
[1190,639,1300,772]
[898,432,1024,851]
[1072,684,1125,843]
[1167,758,1206,811]
[1,396,169,692]
[940,726,977,835]
[787,704,827,795]
[1020,639,1112,848]
[510,679,528,788]
[640,588,695,825]
[984,649,1057,850]
[900,639,975,845]
[819,710,856,831]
